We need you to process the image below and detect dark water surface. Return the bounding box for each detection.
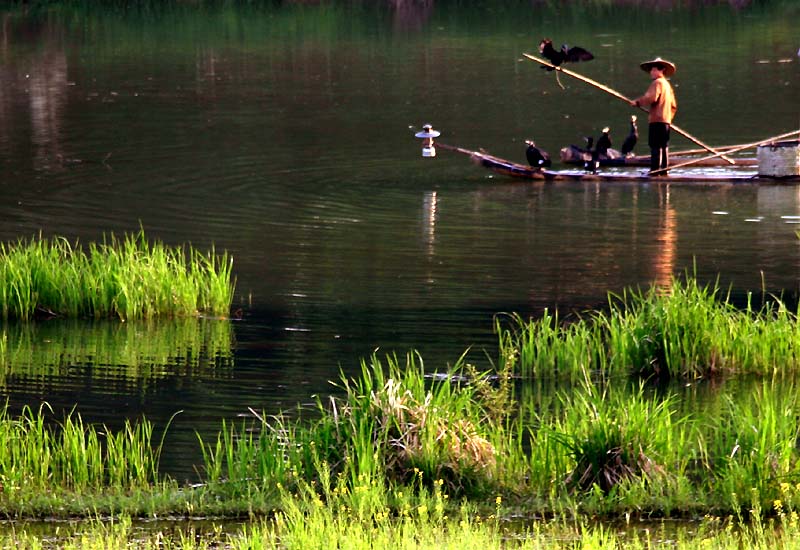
[2,1,800,479]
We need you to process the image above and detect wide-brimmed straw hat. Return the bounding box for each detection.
[640,57,676,77]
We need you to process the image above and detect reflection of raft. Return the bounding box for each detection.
[559,144,758,168]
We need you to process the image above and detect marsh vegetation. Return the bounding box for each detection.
[0,231,234,321]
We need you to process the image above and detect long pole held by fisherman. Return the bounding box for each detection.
[523,53,735,165]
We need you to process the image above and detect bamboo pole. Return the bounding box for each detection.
[670,143,750,156]
[649,129,800,175]
[522,53,735,165]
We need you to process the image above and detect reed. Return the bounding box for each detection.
[502,277,800,380]
[194,349,800,519]
[0,404,167,493]
[0,367,797,520]
[0,231,235,321]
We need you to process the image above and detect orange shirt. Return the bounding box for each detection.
[634,76,677,124]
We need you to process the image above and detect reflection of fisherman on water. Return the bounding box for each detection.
[525,139,551,168]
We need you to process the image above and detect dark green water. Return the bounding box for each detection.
[2,1,800,480]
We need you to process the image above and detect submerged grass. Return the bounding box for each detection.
[0,231,235,321]
[501,276,800,380]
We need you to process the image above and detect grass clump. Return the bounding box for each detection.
[199,353,511,502]
[0,404,169,495]
[0,230,235,321]
[198,351,800,519]
[502,276,800,380]
[549,378,675,494]
[697,382,800,512]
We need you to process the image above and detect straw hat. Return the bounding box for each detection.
[640,57,676,77]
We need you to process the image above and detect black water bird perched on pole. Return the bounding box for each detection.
[525,139,551,168]
[539,39,593,89]
[620,115,639,156]
[538,39,595,69]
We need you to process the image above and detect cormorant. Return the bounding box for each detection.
[538,39,594,70]
[525,140,551,168]
[588,127,611,173]
[620,115,638,156]
[595,127,612,157]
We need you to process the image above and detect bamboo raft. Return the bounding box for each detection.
[435,142,798,184]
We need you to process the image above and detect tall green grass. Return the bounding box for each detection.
[195,351,800,519]
[199,353,510,501]
[500,277,800,380]
[0,231,235,321]
[696,381,800,510]
[0,362,798,520]
[0,404,168,493]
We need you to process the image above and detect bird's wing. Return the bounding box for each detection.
[565,46,594,62]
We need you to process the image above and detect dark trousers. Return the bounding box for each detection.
[648,122,671,172]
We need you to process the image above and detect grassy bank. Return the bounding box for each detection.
[3,497,800,549]
[1,353,800,520]
[499,277,800,380]
[0,231,234,321]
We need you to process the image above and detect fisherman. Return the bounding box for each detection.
[629,57,677,175]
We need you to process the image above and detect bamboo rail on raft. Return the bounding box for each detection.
[649,129,800,175]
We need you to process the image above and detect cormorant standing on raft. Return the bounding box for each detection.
[621,115,638,156]
[525,140,551,168]
[588,127,611,173]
